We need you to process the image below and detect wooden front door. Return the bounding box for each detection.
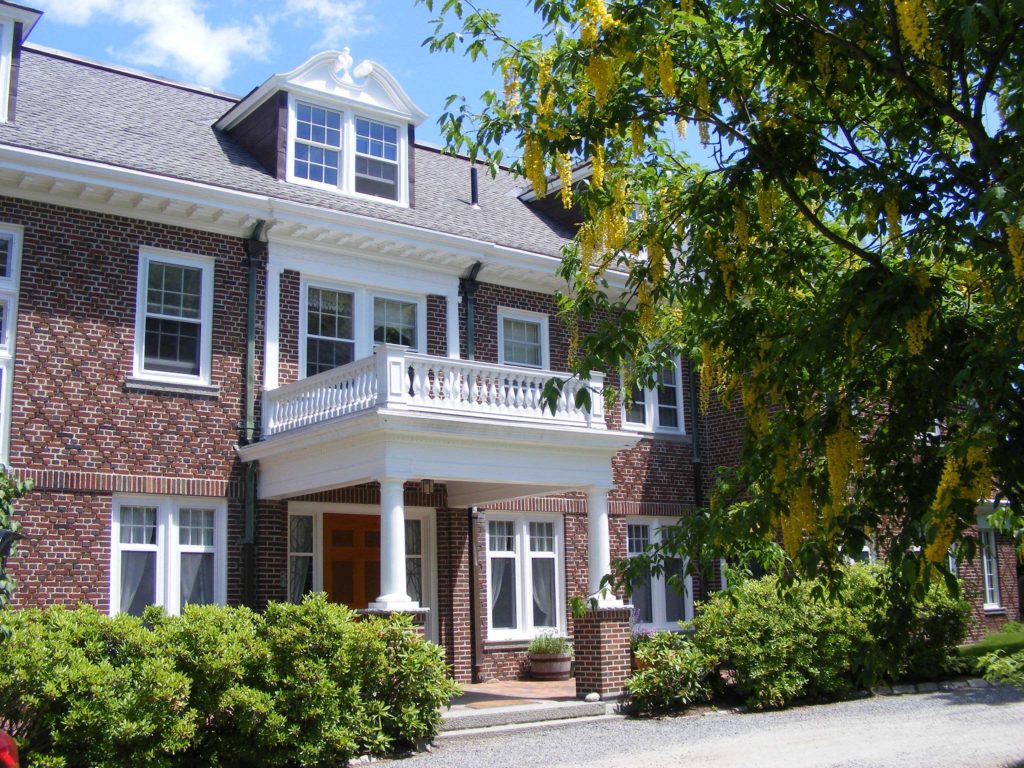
[322,513,380,609]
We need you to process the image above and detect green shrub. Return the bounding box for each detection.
[901,580,971,680]
[977,650,1024,689]
[692,575,873,710]
[0,605,194,768]
[148,604,282,767]
[626,632,714,713]
[0,596,460,768]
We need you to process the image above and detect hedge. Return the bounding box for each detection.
[0,595,460,768]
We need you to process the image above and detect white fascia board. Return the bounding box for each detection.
[0,145,269,235]
[1,4,42,39]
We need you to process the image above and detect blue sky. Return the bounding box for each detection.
[26,0,542,147]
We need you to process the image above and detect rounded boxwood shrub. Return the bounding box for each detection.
[626,631,714,713]
[0,596,460,768]
[692,575,872,710]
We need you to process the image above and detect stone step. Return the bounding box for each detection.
[440,699,609,732]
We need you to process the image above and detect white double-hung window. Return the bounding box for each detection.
[497,308,549,369]
[623,360,685,434]
[487,515,564,640]
[979,524,1001,610]
[111,497,226,616]
[300,281,424,378]
[627,519,693,629]
[134,249,214,385]
[0,224,20,463]
[288,97,407,204]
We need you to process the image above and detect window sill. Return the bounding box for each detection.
[621,428,693,444]
[125,377,220,398]
[483,639,532,651]
[983,606,1007,616]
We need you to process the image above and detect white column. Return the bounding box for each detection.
[447,293,461,359]
[264,264,282,390]
[371,477,417,609]
[587,488,623,607]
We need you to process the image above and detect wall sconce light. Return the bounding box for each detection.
[419,478,435,495]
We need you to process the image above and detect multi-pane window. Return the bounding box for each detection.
[624,361,685,433]
[980,528,1000,608]
[487,516,563,638]
[306,286,355,376]
[135,251,212,384]
[502,318,543,368]
[498,310,548,369]
[373,297,417,347]
[145,261,202,376]
[294,102,342,185]
[0,233,11,278]
[112,498,225,616]
[355,118,399,200]
[0,226,17,465]
[626,520,693,629]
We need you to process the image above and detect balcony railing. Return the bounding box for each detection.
[264,345,606,437]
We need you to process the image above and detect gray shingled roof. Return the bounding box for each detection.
[0,47,576,257]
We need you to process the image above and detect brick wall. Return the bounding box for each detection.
[0,196,254,610]
[573,607,632,698]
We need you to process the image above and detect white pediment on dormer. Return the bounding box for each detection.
[216,48,426,131]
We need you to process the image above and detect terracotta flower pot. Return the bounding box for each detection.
[530,652,572,681]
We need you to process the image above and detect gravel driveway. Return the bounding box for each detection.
[387,686,1024,768]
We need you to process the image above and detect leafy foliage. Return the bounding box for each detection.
[687,566,968,709]
[977,649,1024,689]
[419,0,1024,598]
[626,631,714,713]
[0,469,32,626]
[0,597,460,767]
[527,632,573,655]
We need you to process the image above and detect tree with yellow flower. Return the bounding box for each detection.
[420,0,1024,602]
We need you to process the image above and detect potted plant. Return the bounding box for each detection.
[527,633,573,681]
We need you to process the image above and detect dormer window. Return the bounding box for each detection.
[217,50,426,208]
[287,97,406,204]
[294,102,342,186]
[355,118,399,200]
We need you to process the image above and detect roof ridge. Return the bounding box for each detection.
[21,44,240,103]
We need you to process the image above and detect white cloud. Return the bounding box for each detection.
[34,0,270,87]
[280,0,372,50]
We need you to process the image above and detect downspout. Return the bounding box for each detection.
[240,219,266,609]
[460,262,483,360]
[689,359,703,509]
[468,506,484,681]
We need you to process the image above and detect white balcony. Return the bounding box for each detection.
[263,344,606,437]
[242,345,633,505]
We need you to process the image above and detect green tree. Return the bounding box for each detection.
[421,0,1024,595]
[0,469,31,622]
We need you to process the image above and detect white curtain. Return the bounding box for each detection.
[288,555,312,603]
[120,551,154,615]
[490,558,515,629]
[532,559,556,627]
[180,552,213,606]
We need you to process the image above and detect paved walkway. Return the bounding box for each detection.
[442,679,601,731]
[397,684,1024,768]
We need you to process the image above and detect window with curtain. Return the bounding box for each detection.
[112,498,225,616]
[487,516,563,639]
[287,514,315,603]
[626,519,693,629]
[980,528,1001,608]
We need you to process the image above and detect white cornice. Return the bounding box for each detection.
[1,3,42,40]
[0,143,629,293]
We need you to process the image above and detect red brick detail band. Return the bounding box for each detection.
[573,607,632,699]
[8,467,238,498]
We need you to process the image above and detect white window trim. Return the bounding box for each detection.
[285,94,410,207]
[497,307,550,370]
[621,359,687,435]
[485,513,566,642]
[0,22,12,124]
[286,502,438,642]
[0,224,21,465]
[298,278,425,378]
[109,495,227,616]
[132,248,215,386]
[978,523,1001,610]
[627,517,693,630]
